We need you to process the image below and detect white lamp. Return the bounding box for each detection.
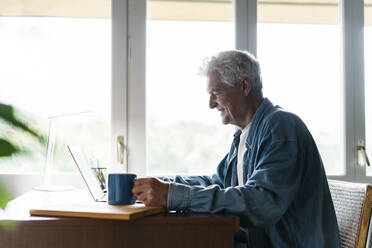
[34,111,91,191]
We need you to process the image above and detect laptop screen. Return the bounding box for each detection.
[68,145,105,201]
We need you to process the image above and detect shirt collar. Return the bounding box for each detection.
[241,122,251,135]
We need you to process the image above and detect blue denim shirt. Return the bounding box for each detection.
[165,98,341,247]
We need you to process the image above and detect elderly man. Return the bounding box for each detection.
[132,50,341,247]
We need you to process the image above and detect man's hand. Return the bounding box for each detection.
[132,178,169,207]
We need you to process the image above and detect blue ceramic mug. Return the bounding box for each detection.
[108,173,137,205]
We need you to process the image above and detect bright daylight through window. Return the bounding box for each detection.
[1,0,371,180]
[0,8,111,173]
[146,0,234,175]
[257,0,342,175]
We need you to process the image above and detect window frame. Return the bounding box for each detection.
[332,0,367,182]
[126,0,147,177]
[112,0,130,173]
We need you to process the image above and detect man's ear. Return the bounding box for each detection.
[241,78,252,96]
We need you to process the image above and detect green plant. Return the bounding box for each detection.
[0,103,42,209]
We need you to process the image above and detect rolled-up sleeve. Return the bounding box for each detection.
[164,153,229,209]
[167,183,191,210]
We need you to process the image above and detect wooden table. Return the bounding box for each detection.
[0,190,239,248]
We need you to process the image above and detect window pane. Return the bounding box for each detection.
[0,17,111,173]
[365,0,372,175]
[146,0,234,175]
[257,1,342,175]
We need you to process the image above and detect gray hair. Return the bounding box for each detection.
[200,50,263,93]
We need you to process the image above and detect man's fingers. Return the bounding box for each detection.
[131,177,168,207]
[137,195,147,204]
[134,192,153,206]
[132,188,151,206]
[134,178,152,186]
[133,185,151,198]
[132,184,144,195]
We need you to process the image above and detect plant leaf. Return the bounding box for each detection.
[0,139,19,157]
[0,103,38,138]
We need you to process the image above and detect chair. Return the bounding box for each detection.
[328,180,372,248]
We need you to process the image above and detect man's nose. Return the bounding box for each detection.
[209,95,217,109]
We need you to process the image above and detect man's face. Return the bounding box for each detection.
[207,72,245,126]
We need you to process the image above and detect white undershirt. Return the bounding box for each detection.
[237,123,251,186]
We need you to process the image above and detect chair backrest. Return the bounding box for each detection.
[328,180,372,248]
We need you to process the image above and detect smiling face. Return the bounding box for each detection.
[207,72,247,127]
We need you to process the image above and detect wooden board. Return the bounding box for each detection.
[30,202,164,221]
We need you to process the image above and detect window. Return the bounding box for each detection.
[127,0,372,182]
[146,0,234,175]
[257,1,341,175]
[0,4,112,173]
[3,0,371,184]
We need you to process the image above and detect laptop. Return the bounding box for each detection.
[68,145,107,202]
